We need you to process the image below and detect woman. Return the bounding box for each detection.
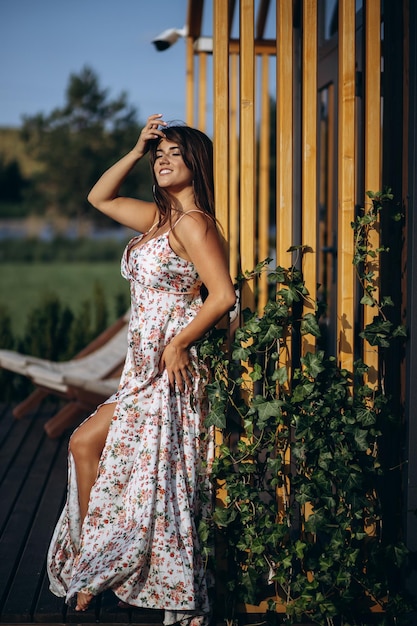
[47,114,236,624]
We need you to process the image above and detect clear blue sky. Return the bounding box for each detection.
[0,0,192,129]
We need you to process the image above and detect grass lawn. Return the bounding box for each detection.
[0,262,130,337]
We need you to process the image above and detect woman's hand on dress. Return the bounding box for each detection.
[133,114,167,158]
[159,342,193,393]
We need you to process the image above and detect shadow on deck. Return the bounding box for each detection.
[0,401,164,625]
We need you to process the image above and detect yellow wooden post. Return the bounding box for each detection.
[213,0,230,243]
[229,53,240,282]
[301,0,318,354]
[239,0,256,311]
[325,84,335,327]
[337,0,356,371]
[363,0,382,384]
[258,53,271,312]
[276,0,294,387]
[276,0,293,270]
[197,51,208,133]
[185,36,195,127]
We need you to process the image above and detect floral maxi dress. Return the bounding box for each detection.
[47,217,213,625]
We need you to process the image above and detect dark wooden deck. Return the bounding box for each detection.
[0,401,164,625]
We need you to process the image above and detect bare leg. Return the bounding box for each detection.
[69,401,116,611]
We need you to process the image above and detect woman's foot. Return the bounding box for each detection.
[75,591,94,611]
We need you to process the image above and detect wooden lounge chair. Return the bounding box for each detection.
[0,310,130,438]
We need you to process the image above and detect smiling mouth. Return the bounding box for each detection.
[159,169,172,175]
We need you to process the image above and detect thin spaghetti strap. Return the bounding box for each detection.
[145,220,159,234]
[168,210,206,233]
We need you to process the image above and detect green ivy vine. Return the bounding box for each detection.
[198,190,412,625]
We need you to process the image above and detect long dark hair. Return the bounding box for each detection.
[148,125,215,227]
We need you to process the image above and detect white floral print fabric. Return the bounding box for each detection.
[47,218,213,624]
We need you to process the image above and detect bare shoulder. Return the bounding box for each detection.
[170,210,221,261]
[173,210,218,240]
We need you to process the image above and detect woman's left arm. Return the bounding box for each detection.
[159,214,236,391]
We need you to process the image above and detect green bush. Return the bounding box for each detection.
[198,191,412,624]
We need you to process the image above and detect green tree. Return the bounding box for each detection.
[0,155,27,203]
[21,66,152,220]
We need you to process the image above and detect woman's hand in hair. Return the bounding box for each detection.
[133,113,167,158]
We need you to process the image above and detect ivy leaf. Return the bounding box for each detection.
[300,351,325,378]
[245,318,262,335]
[355,407,376,426]
[292,381,315,402]
[205,381,228,428]
[278,285,301,305]
[213,505,236,527]
[259,322,284,344]
[206,380,228,405]
[268,266,286,283]
[295,539,307,559]
[360,294,376,306]
[392,324,407,338]
[360,317,393,347]
[205,404,227,428]
[249,361,263,381]
[300,313,321,337]
[248,396,283,427]
[272,365,288,384]
[257,399,283,422]
[232,345,251,360]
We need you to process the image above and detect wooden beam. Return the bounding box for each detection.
[197,51,208,132]
[213,0,230,245]
[363,0,382,384]
[186,36,195,126]
[229,53,240,282]
[187,0,204,39]
[276,0,294,270]
[258,54,271,311]
[301,0,318,354]
[240,0,256,310]
[229,38,277,54]
[256,0,271,39]
[337,0,356,371]
[229,0,237,37]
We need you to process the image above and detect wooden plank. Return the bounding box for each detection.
[256,0,271,39]
[0,411,48,535]
[337,0,356,371]
[186,0,204,39]
[1,434,68,622]
[0,404,39,484]
[197,52,208,133]
[0,403,13,450]
[239,0,256,310]
[276,0,294,388]
[186,36,195,126]
[0,419,62,620]
[363,0,382,384]
[213,0,230,244]
[325,84,336,329]
[276,0,294,269]
[213,0,232,355]
[34,574,69,624]
[229,53,239,282]
[301,0,318,354]
[258,53,271,311]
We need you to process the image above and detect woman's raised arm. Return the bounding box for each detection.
[87,114,167,232]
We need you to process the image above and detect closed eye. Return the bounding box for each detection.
[155,150,182,158]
